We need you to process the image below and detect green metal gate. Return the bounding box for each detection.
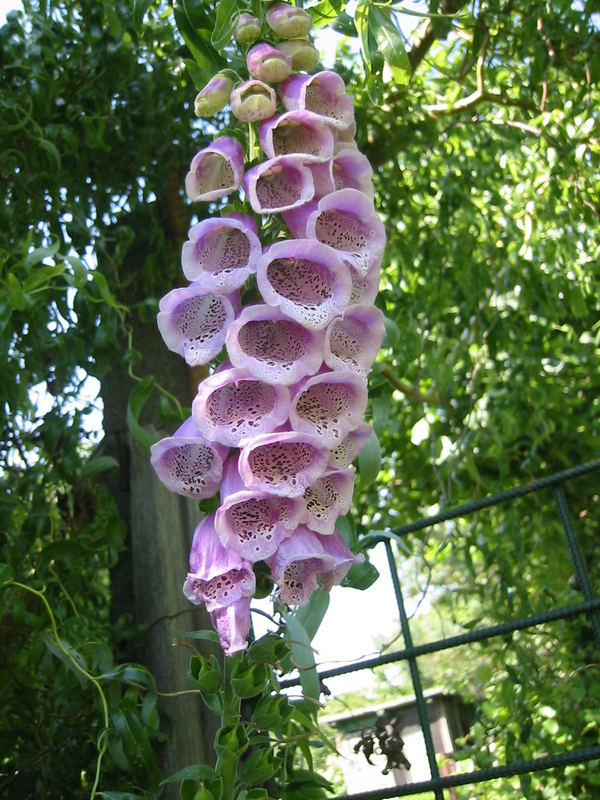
[282,459,600,799]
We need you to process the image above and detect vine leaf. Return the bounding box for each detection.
[283,613,321,702]
[212,0,237,52]
[369,6,410,84]
[133,0,154,35]
[127,376,158,451]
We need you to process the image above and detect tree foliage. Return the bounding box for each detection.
[0,0,599,797]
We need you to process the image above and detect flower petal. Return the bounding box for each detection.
[328,422,373,469]
[210,598,252,655]
[332,147,374,199]
[267,526,333,605]
[316,529,364,589]
[259,110,335,162]
[183,513,255,612]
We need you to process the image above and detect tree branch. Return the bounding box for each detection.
[407,0,469,72]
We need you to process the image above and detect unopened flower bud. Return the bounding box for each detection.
[234,12,261,43]
[231,80,277,123]
[266,2,312,39]
[278,38,320,71]
[194,73,234,117]
[247,42,292,83]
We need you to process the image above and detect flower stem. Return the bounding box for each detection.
[216,652,242,800]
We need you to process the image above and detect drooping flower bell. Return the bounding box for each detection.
[191,367,291,447]
[185,136,245,202]
[278,39,320,71]
[259,110,335,161]
[289,369,369,445]
[183,513,255,611]
[233,12,261,43]
[216,455,306,561]
[324,304,386,378]
[306,188,386,277]
[150,417,228,499]
[266,2,313,39]
[194,73,234,117]
[230,80,277,123]
[303,468,355,535]
[279,70,355,132]
[256,238,352,330]
[156,285,236,367]
[266,526,362,605]
[243,155,315,214]
[247,42,292,83]
[226,304,325,385]
[181,214,261,293]
[238,430,329,498]
[210,599,252,656]
[328,422,373,470]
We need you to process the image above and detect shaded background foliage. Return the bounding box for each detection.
[0,0,599,797]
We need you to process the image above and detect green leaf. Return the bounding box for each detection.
[64,255,89,287]
[37,540,88,569]
[368,6,410,84]
[24,240,60,268]
[0,563,15,587]
[36,137,61,171]
[341,559,379,590]
[42,631,88,688]
[231,659,270,698]
[214,721,249,758]
[182,0,213,29]
[88,271,127,311]
[7,273,27,311]
[372,392,391,435]
[174,6,224,82]
[177,629,220,643]
[238,748,277,784]
[189,654,223,714]
[212,0,237,51]
[80,455,119,479]
[294,587,330,641]
[133,0,154,35]
[247,633,290,664]
[126,376,157,451]
[102,0,122,38]
[99,793,146,800]
[332,11,357,36]
[358,429,381,485]
[354,0,372,72]
[23,262,66,292]
[284,614,320,702]
[308,0,344,28]
[252,694,293,730]
[159,764,216,786]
